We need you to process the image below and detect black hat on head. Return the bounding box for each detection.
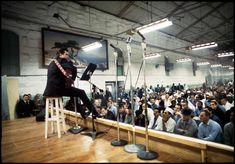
[182,108,192,115]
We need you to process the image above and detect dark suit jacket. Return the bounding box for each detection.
[43,58,77,96]
[16,100,34,118]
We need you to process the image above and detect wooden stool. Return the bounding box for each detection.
[45,97,66,138]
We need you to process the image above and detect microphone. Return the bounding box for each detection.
[110,44,123,56]
[137,31,146,40]
[126,36,132,43]
[110,44,117,50]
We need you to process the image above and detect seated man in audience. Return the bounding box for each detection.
[100,106,116,121]
[156,107,176,133]
[223,107,234,146]
[117,102,126,123]
[194,100,204,117]
[173,103,183,123]
[204,106,222,128]
[197,110,223,143]
[210,100,226,127]
[148,97,158,110]
[136,99,154,127]
[219,93,233,111]
[148,107,162,130]
[107,99,117,119]
[124,107,132,124]
[16,94,34,118]
[174,108,198,137]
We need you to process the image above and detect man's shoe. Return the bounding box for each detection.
[79,105,89,119]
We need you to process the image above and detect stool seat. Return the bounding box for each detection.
[45,97,66,138]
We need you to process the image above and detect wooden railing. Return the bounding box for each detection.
[64,109,234,163]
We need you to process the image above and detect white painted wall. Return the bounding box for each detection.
[2,1,233,98]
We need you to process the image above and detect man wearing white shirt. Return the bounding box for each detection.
[148,108,162,129]
[141,102,154,125]
[220,94,233,111]
[156,107,176,133]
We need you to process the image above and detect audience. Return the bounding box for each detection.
[19,80,233,146]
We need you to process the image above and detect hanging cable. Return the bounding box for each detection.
[134,60,143,88]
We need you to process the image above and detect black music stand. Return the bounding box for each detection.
[80,63,106,140]
[80,63,97,81]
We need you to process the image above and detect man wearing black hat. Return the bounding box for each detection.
[174,108,198,137]
[43,47,100,119]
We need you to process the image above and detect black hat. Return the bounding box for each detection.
[182,108,192,115]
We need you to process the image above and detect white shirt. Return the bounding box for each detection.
[142,107,154,124]
[156,117,176,133]
[148,116,162,129]
[223,101,233,111]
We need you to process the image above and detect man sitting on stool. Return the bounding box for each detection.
[43,47,100,119]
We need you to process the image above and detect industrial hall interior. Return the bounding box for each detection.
[1,1,234,163]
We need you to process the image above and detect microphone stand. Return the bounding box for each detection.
[68,97,88,134]
[137,33,158,160]
[124,36,145,153]
[68,57,88,134]
[80,74,105,140]
[110,47,128,146]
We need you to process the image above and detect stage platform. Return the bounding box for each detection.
[1,110,234,163]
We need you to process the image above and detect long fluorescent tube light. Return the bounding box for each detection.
[211,64,222,68]
[229,67,234,70]
[197,62,210,66]
[176,58,191,63]
[136,18,173,34]
[144,53,161,60]
[191,42,218,50]
[217,52,234,57]
[82,42,102,52]
[221,65,230,68]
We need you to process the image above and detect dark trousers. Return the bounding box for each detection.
[57,87,93,112]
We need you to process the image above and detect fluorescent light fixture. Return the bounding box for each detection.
[176,58,191,63]
[197,62,210,66]
[217,52,234,57]
[229,67,234,70]
[81,42,102,52]
[211,64,222,68]
[191,42,218,50]
[221,65,230,68]
[144,53,161,60]
[136,18,173,34]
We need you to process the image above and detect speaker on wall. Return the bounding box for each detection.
[192,61,198,76]
[155,64,159,68]
[164,56,174,75]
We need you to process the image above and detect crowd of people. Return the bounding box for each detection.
[90,81,234,146]
[16,80,233,146]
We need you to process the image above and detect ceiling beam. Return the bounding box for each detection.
[193,15,234,42]
[206,3,232,25]
[175,2,226,39]
[72,1,140,25]
[166,2,187,18]
[173,2,211,16]
[117,1,135,18]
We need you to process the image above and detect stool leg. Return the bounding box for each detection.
[45,98,49,139]
[55,99,61,138]
[50,99,55,134]
[59,97,67,134]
